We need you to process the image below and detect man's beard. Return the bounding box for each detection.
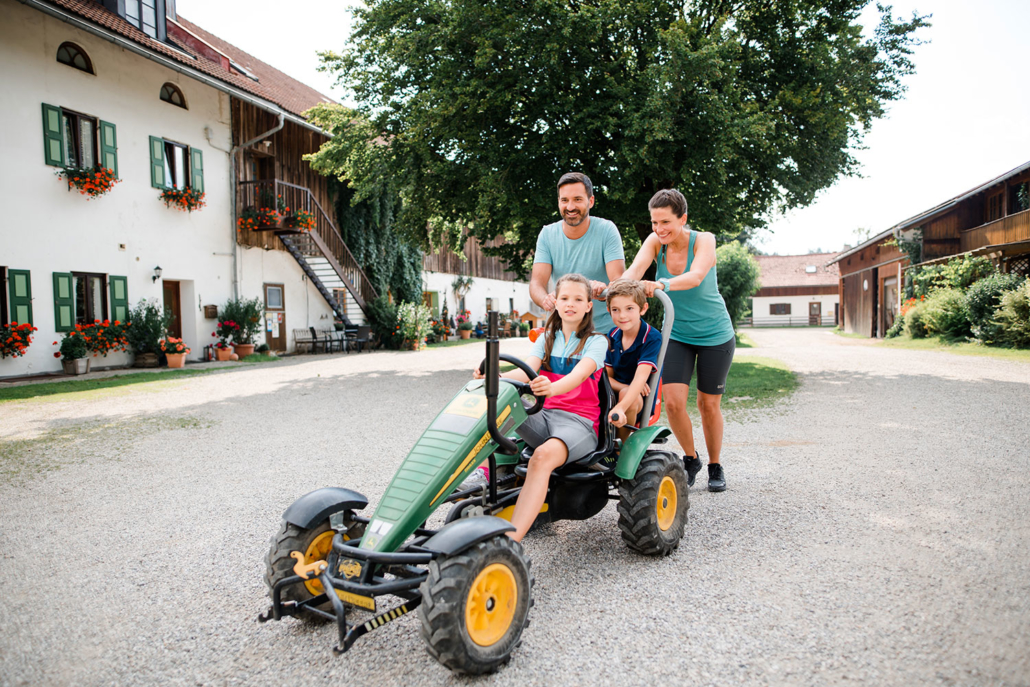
[563,211,588,227]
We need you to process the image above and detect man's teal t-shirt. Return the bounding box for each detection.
[533,216,624,332]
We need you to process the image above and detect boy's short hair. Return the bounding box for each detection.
[606,280,648,310]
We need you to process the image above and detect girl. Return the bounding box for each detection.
[474,274,608,542]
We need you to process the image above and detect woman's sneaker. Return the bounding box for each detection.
[684,455,703,487]
[707,463,726,492]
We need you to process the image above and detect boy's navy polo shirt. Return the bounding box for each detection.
[605,322,662,384]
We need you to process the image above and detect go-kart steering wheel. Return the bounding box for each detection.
[477,354,546,415]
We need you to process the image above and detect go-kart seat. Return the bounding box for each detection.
[517,372,616,470]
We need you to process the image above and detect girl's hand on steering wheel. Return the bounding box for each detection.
[472,366,485,380]
[529,375,552,398]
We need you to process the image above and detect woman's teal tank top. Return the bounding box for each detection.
[656,230,736,346]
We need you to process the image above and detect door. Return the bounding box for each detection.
[162,280,182,339]
[882,278,899,334]
[264,283,285,352]
[809,301,821,326]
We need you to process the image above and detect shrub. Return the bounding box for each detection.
[884,313,905,339]
[965,273,1024,343]
[125,299,171,355]
[904,302,929,338]
[993,278,1030,349]
[715,241,760,327]
[55,332,88,361]
[397,302,432,347]
[220,298,263,344]
[367,295,402,349]
[920,288,971,340]
[910,255,997,298]
[1,322,38,359]
[256,343,270,353]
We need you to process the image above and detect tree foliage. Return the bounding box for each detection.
[715,241,761,327]
[309,0,928,276]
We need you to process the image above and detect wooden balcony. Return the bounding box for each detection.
[960,209,1030,253]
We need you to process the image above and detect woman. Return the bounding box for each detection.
[622,189,735,492]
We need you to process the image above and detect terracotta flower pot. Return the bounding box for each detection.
[459,329,471,340]
[232,343,256,358]
[166,352,186,369]
[62,358,90,375]
[215,347,232,361]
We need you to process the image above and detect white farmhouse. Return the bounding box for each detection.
[750,253,841,327]
[1,0,374,378]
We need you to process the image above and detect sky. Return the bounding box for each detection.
[176,0,1030,257]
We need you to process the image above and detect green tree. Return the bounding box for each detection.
[308,0,928,275]
[715,242,761,327]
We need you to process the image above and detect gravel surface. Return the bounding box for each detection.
[1,330,1028,686]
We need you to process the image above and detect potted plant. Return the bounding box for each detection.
[211,319,240,361]
[220,297,263,357]
[79,319,130,359]
[237,206,280,231]
[397,302,431,351]
[456,309,473,339]
[126,299,172,367]
[159,186,206,212]
[519,321,530,337]
[0,322,38,359]
[54,331,90,374]
[56,166,119,199]
[160,337,191,368]
[282,208,316,232]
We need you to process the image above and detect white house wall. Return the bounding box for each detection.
[422,271,533,324]
[752,294,839,324]
[0,0,329,376]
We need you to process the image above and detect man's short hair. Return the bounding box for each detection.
[557,172,593,198]
[648,188,688,217]
[607,279,648,310]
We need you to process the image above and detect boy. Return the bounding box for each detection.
[604,280,661,437]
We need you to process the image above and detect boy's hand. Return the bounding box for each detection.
[640,382,651,397]
[529,375,552,397]
[608,405,628,427]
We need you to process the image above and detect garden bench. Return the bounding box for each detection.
[293,328,315,354]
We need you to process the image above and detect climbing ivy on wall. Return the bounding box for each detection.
[330,178,423,304]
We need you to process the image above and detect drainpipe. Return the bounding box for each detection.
[229,113,284,299]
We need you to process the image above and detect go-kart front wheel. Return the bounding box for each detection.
[617,450,689,555]
[419,535,532,674]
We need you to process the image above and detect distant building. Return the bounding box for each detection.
[749,253,840,326]
[829,160,1030,338]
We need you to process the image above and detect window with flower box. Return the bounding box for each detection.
[149,136,203,192]
[52,272,127,332]
[41,103,117,175]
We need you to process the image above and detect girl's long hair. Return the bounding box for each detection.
[541,273,595,371]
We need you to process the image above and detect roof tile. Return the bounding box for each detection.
[756,253,841,288]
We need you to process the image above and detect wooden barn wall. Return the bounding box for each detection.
[232,100,332,252]
[921,209,963,261]
[838,238,906,278]
[423,236,519,281]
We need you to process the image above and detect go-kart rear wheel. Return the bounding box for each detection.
[419,535,532,674]
[263,518,363,622]
[617,450,689,556]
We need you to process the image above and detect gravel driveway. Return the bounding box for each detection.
[1,330,1028,686]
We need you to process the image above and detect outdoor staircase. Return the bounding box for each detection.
[238,179,377,325]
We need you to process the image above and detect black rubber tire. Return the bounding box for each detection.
[617,450,689,556]
[263,518,364,622]
[418,535,533,674]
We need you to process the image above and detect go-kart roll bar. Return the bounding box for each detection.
[485,311,520,457]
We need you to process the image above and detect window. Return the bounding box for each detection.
[61,108,97,169]
[1010,182,1029,215]
[160,83,187,109]
[267,286,284,310]
[149,136,203,191]
[56,42,93,74]
[332,288,348,317]
[509,298,515,315]
[73,272,108,325]
[986,192,1003,223]
[805,265,817,273]
[770,303,791,315]
[125,0,159,39]
[163,140,188,189]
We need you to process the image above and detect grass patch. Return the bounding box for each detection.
[241,353,281,363]
[879,335,1030,362]
[832,328,868,339]
[735,331,756,348]
[0,415,214,483]
[427,338,480,348]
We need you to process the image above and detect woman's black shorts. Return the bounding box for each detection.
[661,335,736,395]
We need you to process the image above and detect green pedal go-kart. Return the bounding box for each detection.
[259,290,688,674]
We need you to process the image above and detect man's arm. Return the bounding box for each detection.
[530,262,556,312]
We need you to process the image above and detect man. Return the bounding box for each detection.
[530,173,625,332]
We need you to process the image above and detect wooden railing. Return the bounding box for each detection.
[238,180,379,307]
[960,209,1030,253]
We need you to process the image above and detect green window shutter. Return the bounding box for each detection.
[431,292,440,318]
[53,272,75,333]
[99,121,118,177]
[42,103,65,167]
[8,269,33,326]
[190,147,204,193]
[149,136,166,189]
[108,276,128,323]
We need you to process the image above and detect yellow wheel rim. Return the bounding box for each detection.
[656,475,677,531]
[465,563,518,647]
[302,530,351,596]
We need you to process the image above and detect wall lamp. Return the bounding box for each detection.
[153,266,163,283]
